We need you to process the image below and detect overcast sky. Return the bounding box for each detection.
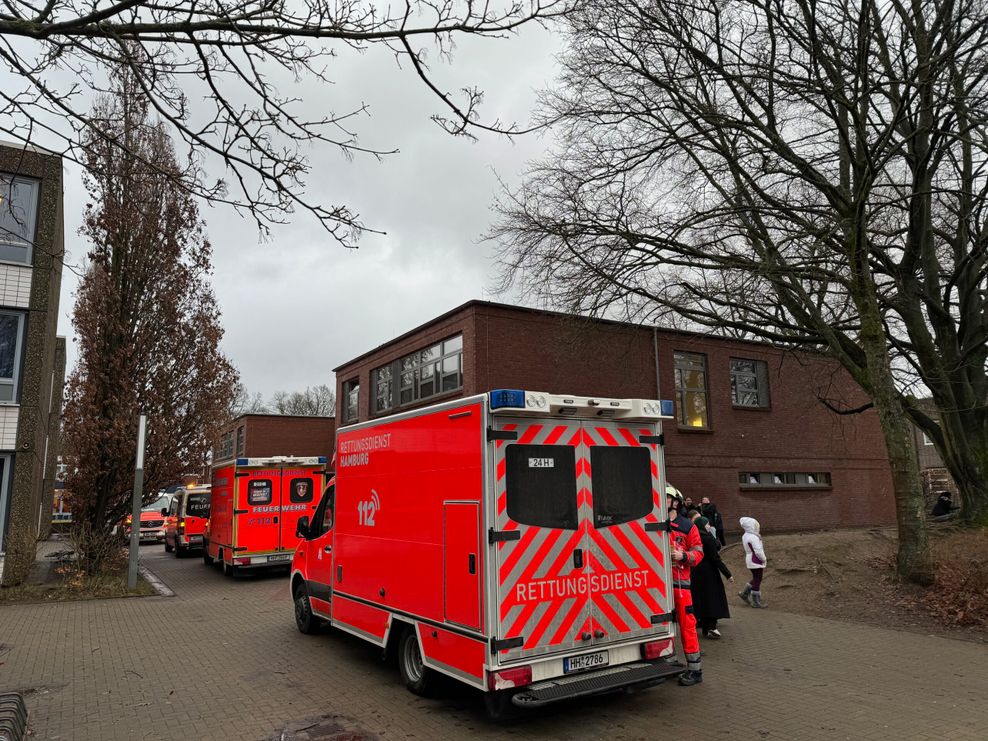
[53,25,563,400]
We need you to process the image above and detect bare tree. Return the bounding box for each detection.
[229,384,269,416]
[0,1,570,244]
[63,70,238,570]
[269,384,335,416]
[494,0,988,583]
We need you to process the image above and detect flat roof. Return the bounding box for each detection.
[333,298,805,372]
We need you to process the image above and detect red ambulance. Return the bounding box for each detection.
[163,484,211,556]
[290,389,682,717]
[205,456,326,576]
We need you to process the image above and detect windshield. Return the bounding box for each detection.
[144,494,172,512]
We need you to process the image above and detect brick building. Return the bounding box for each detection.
[214,414,336,463]
[333,301,896,533]
[0,142,67,585]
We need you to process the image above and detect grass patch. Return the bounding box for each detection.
[0,572,155,604]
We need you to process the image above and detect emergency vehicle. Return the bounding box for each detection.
[205,456,326,576]
[163,484,211,556]
[290,389,682,717]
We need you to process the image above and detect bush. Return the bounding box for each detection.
[921,528,988,626]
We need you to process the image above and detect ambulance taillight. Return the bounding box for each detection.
[641,638,674,660]
[487,665,532,691]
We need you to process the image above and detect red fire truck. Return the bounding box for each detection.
[205,456,326,576]
[290,389,682,717]
[163,484,211,557]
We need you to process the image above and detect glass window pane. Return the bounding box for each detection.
[442,355,458,374]
[248,479,273,505]
[443,335,462,354]
[289,478,314,504]
[0,177,38,263]
[0,382,13,402]
[683,391,708,428]
[590,447,652,528]
[441,372,460,392]
[505,444,578,529]
[0,314,18,380]
[185,493,211,518]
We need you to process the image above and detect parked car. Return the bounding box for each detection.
[122,493,173,543]
[163,485,211,557]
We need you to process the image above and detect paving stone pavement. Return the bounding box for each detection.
[1,543,986,740]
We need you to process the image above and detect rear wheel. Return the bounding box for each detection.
[175,544,186,558]
[293,582,322,635]
[222,558,238,578]
[202,548,214,566]
[485,690,521,722]
[398,627,435,696]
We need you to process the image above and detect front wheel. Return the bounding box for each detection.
[398,627,435,696]
[202,548,214,566]
[293,583,322,635]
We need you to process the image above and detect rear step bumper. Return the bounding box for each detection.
[511,660,685,707]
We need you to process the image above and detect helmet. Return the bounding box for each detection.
[665,483,684,503]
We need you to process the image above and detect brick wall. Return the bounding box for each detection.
[216,415,336,462]
[333,301,897,533]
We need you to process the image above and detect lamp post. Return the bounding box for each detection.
[127,415,147,590]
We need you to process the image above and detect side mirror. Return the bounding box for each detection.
[295,516,310,539]
[160,508,168,516]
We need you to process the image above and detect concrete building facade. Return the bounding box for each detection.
[333,301,896,534]
[0,142,67,585]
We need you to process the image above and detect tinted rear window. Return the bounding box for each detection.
[289,478,314,504]
[248,479,272,505]
[185,493,210,518]
[590,446,652,528]
[505,444,578,530]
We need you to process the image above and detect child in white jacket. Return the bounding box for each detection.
[738,517,767,608]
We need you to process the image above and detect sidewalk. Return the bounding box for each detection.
[1,544,987,740]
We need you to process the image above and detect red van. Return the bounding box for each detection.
[205,456,325,576]
[290,389,681,718]
[163,485,211,557]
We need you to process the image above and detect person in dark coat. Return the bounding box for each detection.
[688,509,733,638]
[701,497,726,546]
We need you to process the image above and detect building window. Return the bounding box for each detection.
[235,425,245,456]
[343,379,359,422]
[371,334,463,414]
[216,430,234,461]
[674,351,709,429]
[739,472,832,487]
[372,365,392,414]
[730,358,770,408]
[0,312,25,402]
[0,175,39,264]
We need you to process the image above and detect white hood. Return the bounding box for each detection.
[739,517,760,535]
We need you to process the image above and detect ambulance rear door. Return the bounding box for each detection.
[234,465,281,554]
[582,420,674,646]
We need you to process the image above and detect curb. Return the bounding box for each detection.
[139,565,175,597]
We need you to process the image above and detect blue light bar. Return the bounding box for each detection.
[490,389,526,410]
[318,456,327,464]
[660,400,675,417]
[236,457,248,466]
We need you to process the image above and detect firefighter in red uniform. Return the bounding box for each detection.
[667,486,704,685]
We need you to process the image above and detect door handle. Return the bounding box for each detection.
[573,549,583,569]
[323,545,333,554]
[468,554,476,575]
